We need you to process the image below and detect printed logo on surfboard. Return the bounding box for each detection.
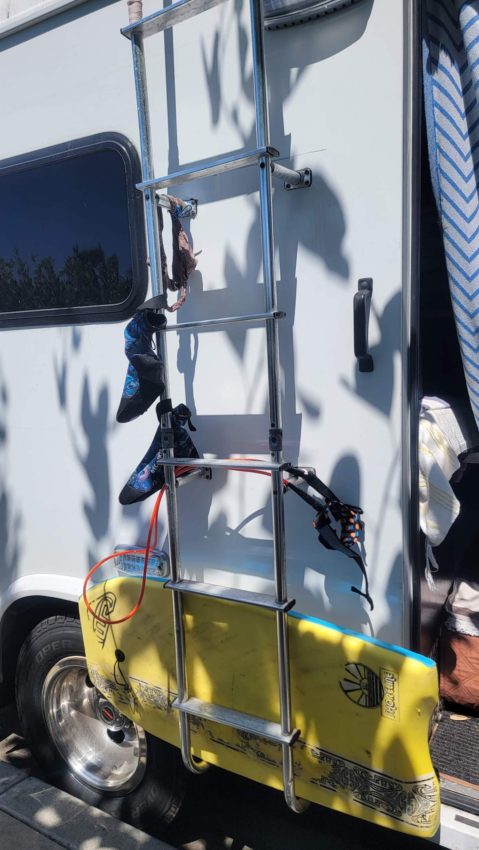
[380,668,400,720]
[89,592,117,649]
[340,662,384,708]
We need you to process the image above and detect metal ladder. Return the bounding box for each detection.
[122,0,311,813]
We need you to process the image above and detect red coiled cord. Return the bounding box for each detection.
[83,465,190,625]
[83,462,285,627]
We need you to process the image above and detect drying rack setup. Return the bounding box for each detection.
[121,0,312,813]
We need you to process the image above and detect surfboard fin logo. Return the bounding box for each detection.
[340,663,384,708]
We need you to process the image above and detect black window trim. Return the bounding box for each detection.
[0,132,147,329]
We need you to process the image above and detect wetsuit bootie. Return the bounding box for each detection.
[116,310,166,423]
[119,404,200,505]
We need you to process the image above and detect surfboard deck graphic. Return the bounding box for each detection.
[80,577,440,838]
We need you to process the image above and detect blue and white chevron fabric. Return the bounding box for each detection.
[423,1,479,427]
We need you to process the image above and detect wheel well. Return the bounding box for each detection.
[0,596,79,701]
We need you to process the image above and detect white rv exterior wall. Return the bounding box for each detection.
[0,0,406,644]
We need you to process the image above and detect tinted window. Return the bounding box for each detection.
[0,137,146,325]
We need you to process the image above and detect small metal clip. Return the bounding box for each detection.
[159,429,174,450]
[269,428,283,452]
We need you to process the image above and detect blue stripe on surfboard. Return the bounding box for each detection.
[287,611,436,668]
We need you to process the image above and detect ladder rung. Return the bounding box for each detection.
[164,579,295,612]
[162,458,287,471]
[137,146,279,191]
[122,0,227,38]
[173,697,300,746]
[164,310,285,332]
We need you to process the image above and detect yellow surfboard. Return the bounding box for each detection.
[80,577,440,838]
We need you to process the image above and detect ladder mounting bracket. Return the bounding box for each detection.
[271,163,312,191]
[285,167,312,190]
[285,465,317,484]
[176,467,212,486]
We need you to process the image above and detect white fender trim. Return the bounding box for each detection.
[0,574,83,622]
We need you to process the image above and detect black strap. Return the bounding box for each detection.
[285,480,322,512]
[286,465,337,504]
[156,400,197,432]
[286,466,362,515]
[286,468,373,611]
[156,399,173,419]
[172,403,197,431]
[313,511,373,610]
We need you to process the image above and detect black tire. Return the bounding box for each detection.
[15,615,187,836]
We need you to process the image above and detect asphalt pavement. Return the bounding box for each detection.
[0,760,175,850]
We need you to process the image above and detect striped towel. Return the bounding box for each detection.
[423,1,479,431]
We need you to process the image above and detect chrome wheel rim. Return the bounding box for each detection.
[42,656,147,793]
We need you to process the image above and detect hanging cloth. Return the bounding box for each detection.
[418,397,462,587]
[423,1,479,429]
[158,194,197,312]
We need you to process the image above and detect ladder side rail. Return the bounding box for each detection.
[130,32,204,776]
[260,166,304,808]
[131,34,165,306]
[248,0,285,604]
[249,0,307,813]
[259,159,285,604]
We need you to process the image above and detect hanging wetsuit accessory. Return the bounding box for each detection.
[116,308,167,423]
[142,194,198,313]
[119,402,199,505]
[116,195,198,422]
[285,466,373,610]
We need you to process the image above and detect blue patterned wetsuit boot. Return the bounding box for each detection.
[119,404,199,504]
[116,310,166,423]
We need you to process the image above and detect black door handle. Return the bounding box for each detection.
[354,278,374,372]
